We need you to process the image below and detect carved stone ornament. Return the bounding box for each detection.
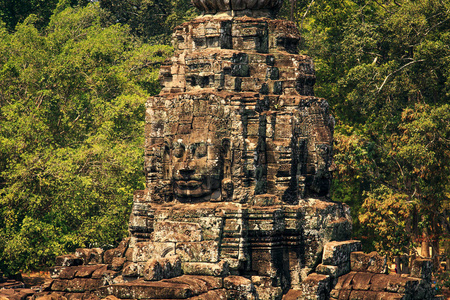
[192,0,283,15]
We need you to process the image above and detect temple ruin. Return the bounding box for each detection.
[1,1,441,299]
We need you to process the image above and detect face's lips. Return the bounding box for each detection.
[173,174,203,181]
[175,180,202,189]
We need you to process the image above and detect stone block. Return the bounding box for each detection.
[374,292,405,300]
[51,279,102,292]
[91,265,108,279]
[103,239,129,265]
[164,275,222,295]
[251,251,278,278]
[322,240,361,266]
[0,288,35,300]
[100,296,120,300]
[300,273,330,300]
[254,286,283,300]
[75,248,103,265]
[198,217,223,241]
[55,255,83,267]
[250,194,281,206]
[153,221,202,242]
[143,256,182,281]
[348,290,379,300]
[369,274,419,293]
[66,292,99,300]
[110,257,126,271]
[49,267,65,279]
[101,270,119,286]
[250,276,273,288]
[328,218,352,241]
[188,289,227,300]
[350,251,387,273]
[224,276,253,292]
[410,258,433,280]
[142,259,163,281]
[58,267,78,280]
[176,241,219,262]
[127,241,176,262]
[282,289,303,300]
[182,261,229,276]
[75,265,104,278]
[97,279,193,299]
[41,280,54,292]
[121,262,145,278]
[34,292,67,300]
[231,64,250,77]
[316,262,350,278]
[333,272,356,290]
[351,272,374,290]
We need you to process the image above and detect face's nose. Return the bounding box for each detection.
[180,147,197,169]
[179,169,195,179]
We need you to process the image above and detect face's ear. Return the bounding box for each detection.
[163,140,171,179]
[221,138,232,178]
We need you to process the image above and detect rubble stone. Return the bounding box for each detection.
[75,249,103,265]
[55,256,83,267]
[224,276,253,292]
[322,241,361,266]
[410,258,433,280]
[182,261,229,276]
[300,273,330,300]
[350,251,387,273]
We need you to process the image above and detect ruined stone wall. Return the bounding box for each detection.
[10,5,442,300]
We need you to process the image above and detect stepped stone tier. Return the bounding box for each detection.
[11,1,440,300]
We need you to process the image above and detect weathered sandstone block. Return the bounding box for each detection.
[182,261,229,276]
[350,251,387,273]
[322,240,361,266]
[300,273,330,300]
[55,255,83,267]
[75,249,103,265]
[410,258,433,280]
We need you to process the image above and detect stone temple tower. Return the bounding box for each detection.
[37,1,440,300]
[127,0,354,296]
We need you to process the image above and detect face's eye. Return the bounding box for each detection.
[195,142,207,158]
[173,144,185,158]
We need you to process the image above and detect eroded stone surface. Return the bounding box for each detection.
[350,251,387,274]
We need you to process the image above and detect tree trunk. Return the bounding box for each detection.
[431,220,440,270]
[421,232,430,257]
[394,256,401,274]
[290,0,295,21]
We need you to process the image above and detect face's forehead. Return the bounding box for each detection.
[174,130,210,145]
[169,112,224,145]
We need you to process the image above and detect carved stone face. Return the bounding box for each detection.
[169,128,223,201]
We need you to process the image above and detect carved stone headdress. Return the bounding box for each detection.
[192,0,283,15]
[144,6,335,205]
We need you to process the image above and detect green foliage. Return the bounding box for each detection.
[359,187,414,256]
[0,0,91,32]
[298,0,450,255]
[0,3,172,275]
[99,0,198,44]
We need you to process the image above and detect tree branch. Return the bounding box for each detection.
[377,60,424,93]
[301,0,315,32]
